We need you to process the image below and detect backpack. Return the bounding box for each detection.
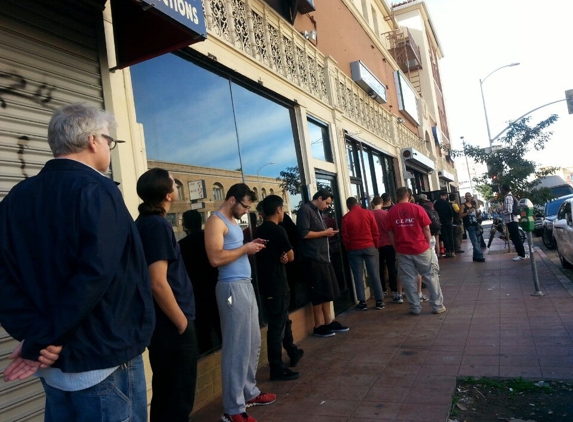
[511,195,520,216]
[425,208,442,234]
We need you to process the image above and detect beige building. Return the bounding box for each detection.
[149,160,292,236]
[0,0,458,418]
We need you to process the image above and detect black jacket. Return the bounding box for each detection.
[0,159,155,372]
[434,198,454,224]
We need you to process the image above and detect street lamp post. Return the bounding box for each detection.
[479,62,520,148]
[460,136,473,195]
[256,162,275,201]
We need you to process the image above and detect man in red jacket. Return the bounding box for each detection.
[341,197,385,310]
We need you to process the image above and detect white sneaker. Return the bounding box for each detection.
[513,255,529,261]
[419,293,429,302]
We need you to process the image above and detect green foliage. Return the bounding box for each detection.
[451,115,559,206]
[277,166,301,195]
[475,183,493,201]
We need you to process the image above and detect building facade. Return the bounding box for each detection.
[0,0,458,418]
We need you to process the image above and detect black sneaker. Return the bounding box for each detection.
[270,367,300,381]
[375,300,386,310]
[355,300,367,311]
[313,325,335,337]
[325,320,349,332]
[289,349,304,367]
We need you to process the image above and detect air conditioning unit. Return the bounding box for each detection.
[402,148,435,172]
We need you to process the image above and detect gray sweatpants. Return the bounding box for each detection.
[216,279,261,415]
[397,248,444,314]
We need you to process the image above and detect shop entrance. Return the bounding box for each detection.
[315,172,354,313]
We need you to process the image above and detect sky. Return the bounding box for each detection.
[417,0,573,169]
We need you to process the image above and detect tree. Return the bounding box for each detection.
[277,166,303,211]
[277,166,301,195]
[475,183,493,202]
[451,115,559,206]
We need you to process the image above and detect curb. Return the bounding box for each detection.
[533,246,573,298]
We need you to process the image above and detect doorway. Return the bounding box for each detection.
[315,171,354,313]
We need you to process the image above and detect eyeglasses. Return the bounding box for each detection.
[100,134,125,151]
[237,199,251,210]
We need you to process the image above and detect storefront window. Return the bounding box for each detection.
[307,117,333,162]
[346,142,358,177]
[406,166,429,196]
[345,138,397,206]
[361,149,374,205]
[131,52,308,356]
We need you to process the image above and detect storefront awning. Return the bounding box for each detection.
[110,0,207,69]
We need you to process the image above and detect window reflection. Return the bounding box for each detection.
[361,149,374,205]
[174,179,184,200]
[307,117,333,162]
[212,183,224,201]
[346,142,358,177]
[130,52,309,356]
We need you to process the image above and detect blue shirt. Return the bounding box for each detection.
[214,211,251,282]
[0,158,154,373]
[136,214,196,327]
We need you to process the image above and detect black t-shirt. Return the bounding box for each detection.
[179,230,218,301]
[136,214,196,328]
[255,221,293,297]
[434,198,454,223]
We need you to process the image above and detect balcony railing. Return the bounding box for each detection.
[384,27,422,73]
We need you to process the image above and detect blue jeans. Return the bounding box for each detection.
[41,355,147,422]
[466,225,483,260]
[348,247,384,301]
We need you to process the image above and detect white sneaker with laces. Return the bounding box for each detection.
[513,255,529,261]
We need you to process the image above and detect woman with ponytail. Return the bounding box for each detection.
[135,168,198,422]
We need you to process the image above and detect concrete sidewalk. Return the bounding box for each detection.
[192,237,573,422]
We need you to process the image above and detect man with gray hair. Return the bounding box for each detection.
[0,103,155,421]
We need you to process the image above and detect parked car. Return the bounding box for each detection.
[552,197,573,269]
[542,193,573,249]
[534,212,544,236]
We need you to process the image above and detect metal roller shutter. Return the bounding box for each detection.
[0,1,105,420]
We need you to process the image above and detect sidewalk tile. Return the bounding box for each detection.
[191,238,573,421]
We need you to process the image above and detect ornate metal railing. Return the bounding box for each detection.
[205,0,328,102]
